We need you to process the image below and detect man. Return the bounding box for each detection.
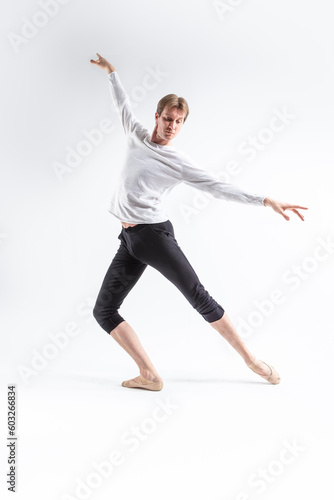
[90,53,308,391]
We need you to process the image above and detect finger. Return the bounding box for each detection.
[287,205,308,210]
[292,209,305,221]
[280,210,290,221]
[290,208,304,219]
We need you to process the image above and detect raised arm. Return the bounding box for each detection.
[90,53,143,136]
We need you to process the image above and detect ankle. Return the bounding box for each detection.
[140,368,162,382]
[245,355,257,366]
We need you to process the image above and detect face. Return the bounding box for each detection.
[154,106,185,142]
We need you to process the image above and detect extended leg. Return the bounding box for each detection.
[210,313,280,384]
[131,222,279,385]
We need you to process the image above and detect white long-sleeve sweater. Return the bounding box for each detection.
[107,71,266,224]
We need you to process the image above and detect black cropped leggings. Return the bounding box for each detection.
[93,220,225,334]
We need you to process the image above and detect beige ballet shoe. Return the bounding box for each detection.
[121,375,163,391]
[247,358,280,385]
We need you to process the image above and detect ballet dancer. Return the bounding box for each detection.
[90,53,308,391]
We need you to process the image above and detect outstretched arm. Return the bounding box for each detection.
[263,197,308,221]
[180,154,266,206]
[180,153,308,220]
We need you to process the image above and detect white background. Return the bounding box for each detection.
[1,1,333,499]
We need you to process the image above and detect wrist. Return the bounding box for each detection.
[263,197,272,207]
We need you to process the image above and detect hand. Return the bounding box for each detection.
[264,197,308,221]
[90,53,115,74]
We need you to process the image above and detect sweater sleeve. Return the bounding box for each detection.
[180,154,266,206]
[108,71,145,136]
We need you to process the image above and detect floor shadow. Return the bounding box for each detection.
[163,378,270,385]
[52,373,272,387]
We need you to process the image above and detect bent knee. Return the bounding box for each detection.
[92,303,125,334]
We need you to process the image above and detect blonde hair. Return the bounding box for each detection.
[156,94,189,123]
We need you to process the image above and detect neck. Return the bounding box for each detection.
[150,130,172,146]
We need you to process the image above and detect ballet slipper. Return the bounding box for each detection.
[121,375,163,391]
[247,358,280,385]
